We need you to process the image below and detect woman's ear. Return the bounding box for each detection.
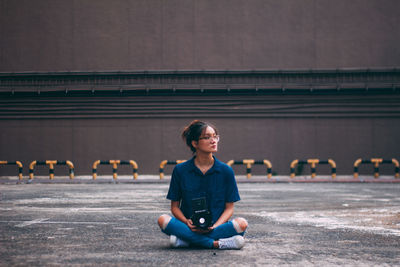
[191,140,198,149]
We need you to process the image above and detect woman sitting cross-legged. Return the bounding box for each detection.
[158,120,248,249]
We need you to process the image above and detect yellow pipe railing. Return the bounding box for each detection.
[227,159,273,178]
[92,160,138,180]
[354,158,399,178]
[29,160,74,180]
[290,159,336,178]
[159,160,186,179]
[0,161,23,180]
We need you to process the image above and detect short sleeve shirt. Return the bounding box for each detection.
[166,156,240,224]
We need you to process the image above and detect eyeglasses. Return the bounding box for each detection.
[199,135,220,142]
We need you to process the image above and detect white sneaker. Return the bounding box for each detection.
[170,235,189,248]
[218,235,245,250]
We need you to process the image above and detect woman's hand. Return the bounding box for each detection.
[185,219,197,230]
[186,219,209,233]
[197,225,214,234]
[188,221,214,234]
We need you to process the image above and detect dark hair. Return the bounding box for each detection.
[181,120,218,153]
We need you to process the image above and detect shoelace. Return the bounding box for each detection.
[220,238,236,249]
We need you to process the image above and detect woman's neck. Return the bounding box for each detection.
[194,152,214,174]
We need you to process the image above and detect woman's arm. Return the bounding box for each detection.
[170,200,186,222]
[212,202,234,229]
[171,200,197,230]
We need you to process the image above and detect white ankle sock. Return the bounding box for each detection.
[170,235,189,248]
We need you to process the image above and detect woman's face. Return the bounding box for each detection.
[192,126,219,154]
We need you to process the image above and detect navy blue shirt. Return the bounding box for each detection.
[166,156,240,224]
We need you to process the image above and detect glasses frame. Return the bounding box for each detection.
[198,135,220,142]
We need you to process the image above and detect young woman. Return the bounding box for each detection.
[157,120,248,249]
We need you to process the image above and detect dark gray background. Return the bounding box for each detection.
[0,0,399,176]
[1,0,399,71]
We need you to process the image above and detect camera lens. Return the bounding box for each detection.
[199,218,205,224]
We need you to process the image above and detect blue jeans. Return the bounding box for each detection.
[162,217,245,248]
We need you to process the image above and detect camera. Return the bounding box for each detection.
[191,197,212,229]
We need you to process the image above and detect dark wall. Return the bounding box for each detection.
[1,0,400,72]
[1,93,399,176]
[1,1,399,177]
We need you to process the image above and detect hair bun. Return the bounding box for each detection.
[181,120,218,153]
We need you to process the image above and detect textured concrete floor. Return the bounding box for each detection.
[0,181,399,266]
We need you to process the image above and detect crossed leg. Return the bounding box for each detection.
[158,214,248,249]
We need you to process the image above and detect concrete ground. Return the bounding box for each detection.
[0,176,399,266]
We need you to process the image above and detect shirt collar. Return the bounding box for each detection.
[188,156,222,175]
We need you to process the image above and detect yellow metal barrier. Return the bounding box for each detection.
[92,160,138,180]
[29,160,74,180]
[290,159,336,178]
[353,158,399,178]
[227,159,273,178]
[159,160,186,179]
[0,161,23,180]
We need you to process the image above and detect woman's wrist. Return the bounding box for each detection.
[212,223,220,229]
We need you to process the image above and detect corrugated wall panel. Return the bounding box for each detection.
[0,94,400,119]
[1,70,399,176]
